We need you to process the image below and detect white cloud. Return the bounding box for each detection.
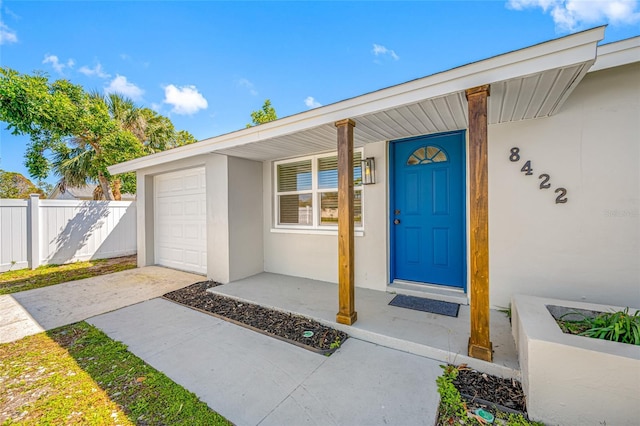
[237,78,258,96]
[163,84,208,115]
[372,43,399,61]
[104,75,144,101]
[304,96,322,109]
[2,5,20,21]
[79,62,110,78]
[42,54,75,74]
[0,22,17,44]
[507,0,640,31]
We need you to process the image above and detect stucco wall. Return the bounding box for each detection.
[136,154,264,282]
[488,63,640,308]
[228,156,264,282]
[133,63,638,308]
[263,140,389,291]
[261,63,639,307]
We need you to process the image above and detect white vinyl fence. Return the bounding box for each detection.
[0,195,136,272]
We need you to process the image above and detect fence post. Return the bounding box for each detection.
[29,194,41,270]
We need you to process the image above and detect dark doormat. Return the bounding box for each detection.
[389,294,460,317]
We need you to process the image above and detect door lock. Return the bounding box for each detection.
[393,219,401,225]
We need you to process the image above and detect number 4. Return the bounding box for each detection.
[520,160,533,176]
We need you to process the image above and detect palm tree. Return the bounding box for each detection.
[53,93,197,200]
[50,92,118,200]
[104,93,193,153]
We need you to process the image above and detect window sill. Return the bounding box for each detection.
[270,228,365,237]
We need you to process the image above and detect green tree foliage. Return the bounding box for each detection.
[36,180,54,195]
[0,169,44,198]
[0,68,198,199]
[175,129,198,147]
[246,99,277,128]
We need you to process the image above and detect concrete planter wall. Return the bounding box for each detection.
[511,294,640,426]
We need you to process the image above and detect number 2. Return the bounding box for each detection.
[555,188,568,204]
[539,174,551,189]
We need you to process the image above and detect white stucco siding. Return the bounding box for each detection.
[228,156,264,282]
[263,140,389,291]
[262,64,638,307]
[135,154,264,283]
[488,63,640,308]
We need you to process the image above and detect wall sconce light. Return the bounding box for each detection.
[361,157,376,185]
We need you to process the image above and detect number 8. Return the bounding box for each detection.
[509,147,520,162]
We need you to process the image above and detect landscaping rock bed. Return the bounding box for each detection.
[453,367,527,414]
[163,281,348,355]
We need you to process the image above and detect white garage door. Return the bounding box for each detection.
[154,168,207,274]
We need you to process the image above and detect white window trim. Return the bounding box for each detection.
[273,149,364,233]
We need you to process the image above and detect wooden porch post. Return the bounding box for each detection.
[335,118,357,325]
[466,85,493,362]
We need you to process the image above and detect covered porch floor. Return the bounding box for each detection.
[209,273,519,379]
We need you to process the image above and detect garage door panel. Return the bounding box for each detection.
[170,224,183,239]
[155,169,206,198]
[183,174,201,191]
[183,249,201,265]
[183,224,201,239]
[170,203,183,216]
[154,168,206,275]
[156,245,183,264]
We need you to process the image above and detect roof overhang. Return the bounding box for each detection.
[589,35,640,72]
[109,26,609,174]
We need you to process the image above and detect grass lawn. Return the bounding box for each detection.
[0,322,230,425]
[0,256,137,295]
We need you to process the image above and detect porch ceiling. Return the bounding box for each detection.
[108,27,608,175]
[217,62,590,161]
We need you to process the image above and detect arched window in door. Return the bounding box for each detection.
[406,145,448,165]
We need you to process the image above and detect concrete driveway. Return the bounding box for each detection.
[0,266,203,343]
[88,298,441,426]
[0,266,442,425]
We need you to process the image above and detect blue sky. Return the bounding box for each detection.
[1,0,639,185]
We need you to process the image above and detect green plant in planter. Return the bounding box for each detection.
[436,365,545,426]
[580,308,640,345]
[436,365,467,422]
[330,337,341,350]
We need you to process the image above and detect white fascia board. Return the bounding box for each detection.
[108,27,605,175]
[590,36,640,72]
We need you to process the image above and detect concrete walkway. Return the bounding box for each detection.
[88,298,442,426]
[1,268,443,425]
[211,273,519,379]
[0,266,203,343]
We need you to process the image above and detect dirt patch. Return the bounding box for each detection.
[86,255,137,272]
[163,281,348,354]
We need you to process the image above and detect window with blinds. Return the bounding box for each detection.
[274,150,364,229]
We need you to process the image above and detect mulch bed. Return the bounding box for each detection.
[166,282,529,418]
[453,366,527,415]
[163,281,348,355]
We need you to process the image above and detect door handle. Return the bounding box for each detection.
[393,219,400,225]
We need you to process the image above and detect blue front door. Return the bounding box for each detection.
[391,131,466,288]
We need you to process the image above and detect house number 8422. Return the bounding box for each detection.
[509,147,568,204]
